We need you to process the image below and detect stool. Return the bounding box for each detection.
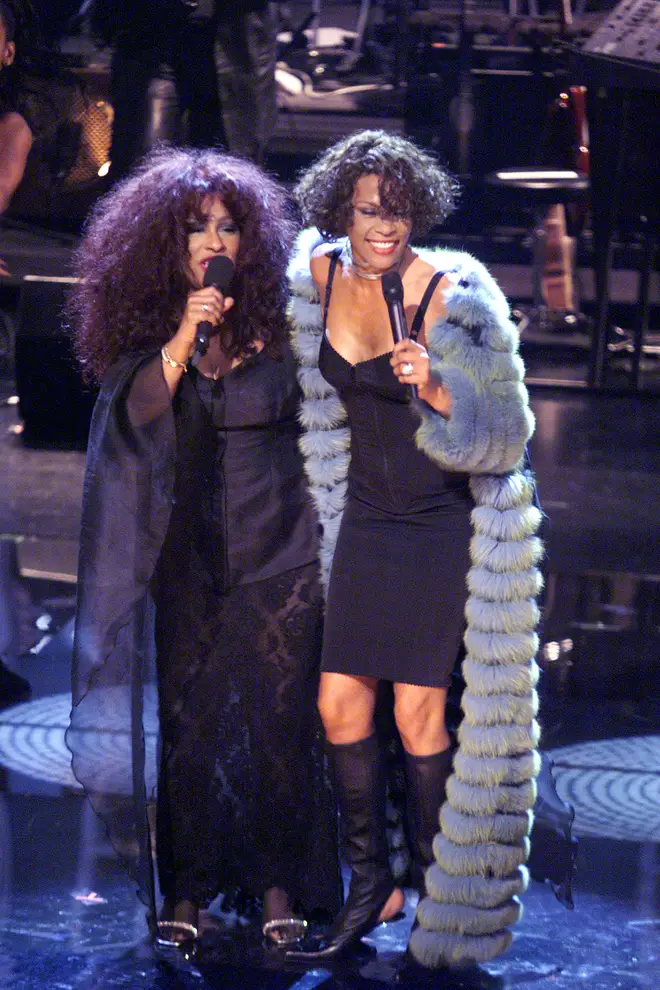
[484,167,590,334]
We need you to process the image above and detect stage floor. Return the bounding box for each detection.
[0,337,659,990]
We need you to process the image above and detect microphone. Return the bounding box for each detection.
[194,254,234,357]
[381,270,417,399]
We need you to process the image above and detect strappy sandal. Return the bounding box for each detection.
[261,888,307,947]
[262,916,308,946]
[156,899,199,947]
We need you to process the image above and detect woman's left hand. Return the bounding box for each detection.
[391,339,452,417]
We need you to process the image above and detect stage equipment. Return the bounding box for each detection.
[14,276,97,449]
[403,3,582,177]
[276,0,398,80]
[540,572,660,700]
[485,167,589,333]
[567,0,660,389]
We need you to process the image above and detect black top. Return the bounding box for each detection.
[190,345,318,588]
[319,254,472,514]
[158,342,318,593]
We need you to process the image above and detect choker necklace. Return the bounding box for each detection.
[345,243,400,281]
[351,264,386,281]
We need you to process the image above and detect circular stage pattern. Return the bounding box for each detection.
[0,693,658,842]
[548,735,660,843]
[0,690,158,794]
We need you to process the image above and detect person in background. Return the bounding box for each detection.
[66,146,342,946]
[84,0,278,181]
[85,0,223,185]
[213,0,278,165]
[0,0,35,274]
[0,3,40,708]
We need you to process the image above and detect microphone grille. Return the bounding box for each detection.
[381,270,403,302]
[203,255,234,291]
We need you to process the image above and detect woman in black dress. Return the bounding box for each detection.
[287,131,541,966]
[66,147,341,947]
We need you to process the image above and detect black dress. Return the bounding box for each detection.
[319,258,474,688]
[69,343,342,923]
[152,348,341,912]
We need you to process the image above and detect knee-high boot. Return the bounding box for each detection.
[288,733,396,960]
[404,748,454,898]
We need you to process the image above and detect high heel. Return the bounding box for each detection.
[262,886,307,946]
[156,898,199,946]
[287,733,399,962]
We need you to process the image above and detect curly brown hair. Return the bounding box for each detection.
[68,146,297,384]
[294,129,458,240]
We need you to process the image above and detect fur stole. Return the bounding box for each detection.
[288,228,543,966]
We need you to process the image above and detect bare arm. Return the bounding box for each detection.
[0,112,32,215]
[0,113,32,275]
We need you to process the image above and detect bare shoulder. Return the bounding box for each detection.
[0,113,33,211]
[310,242,337,287]
[406,252,456,327]
[310,241,336,266]
[0,112,32,149]
[407,252,452,294]
[408,252,438,281]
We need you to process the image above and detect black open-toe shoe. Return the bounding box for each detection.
[262,917,308,947]
[156,899,200,947]
[262,887,308,948]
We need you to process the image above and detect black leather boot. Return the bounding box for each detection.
[404,747,453,897]
[286,733,396,961]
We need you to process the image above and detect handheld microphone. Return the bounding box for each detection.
[195,255,234,357]
[381,270,417,399]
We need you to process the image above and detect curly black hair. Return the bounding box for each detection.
[294,129,459,240]
[68,146,297,384]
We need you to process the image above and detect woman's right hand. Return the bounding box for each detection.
[165,286,235,365]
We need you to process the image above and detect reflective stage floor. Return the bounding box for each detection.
[0,382,659,989]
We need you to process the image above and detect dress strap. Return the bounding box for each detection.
[322,248,342,331]
[409,270,445,341]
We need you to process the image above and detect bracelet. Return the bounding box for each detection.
[161,344,187,372]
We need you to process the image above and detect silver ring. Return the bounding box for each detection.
[202,303,209,313]
[401,362,414,376]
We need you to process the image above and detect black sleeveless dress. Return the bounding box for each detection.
[319,256,474,688]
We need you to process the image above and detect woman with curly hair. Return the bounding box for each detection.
[286,130,541,967]
[66,147,342,948]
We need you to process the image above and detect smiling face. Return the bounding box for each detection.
[346,174,412,274]
[186,195,241,288]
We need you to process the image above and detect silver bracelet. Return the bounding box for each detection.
[161,344,187,372]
